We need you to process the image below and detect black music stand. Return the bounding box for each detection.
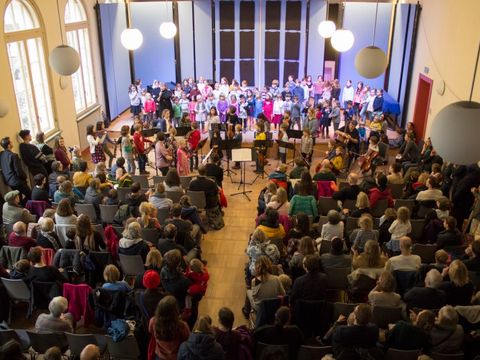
[286,129,303,164]
[276,140,296,165]
[221,138,241,182]
[230,148,253,201]
[197,138,208,160]
[175,126,191,137]
[251,140,272,184]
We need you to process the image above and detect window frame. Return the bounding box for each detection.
[64,0,98,116]
[4,0,57,136]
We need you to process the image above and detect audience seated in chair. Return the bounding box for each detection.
[438,260,474,306]
[119,220,149,261]
[320,237,352,269]
[2,190,36,225]
[385,236,421,272]
[368,271,404,308]
[436,216,463,249]
[178,315,225,360]
[26,246,66,284]
[37,218,62,250]
[404,269,446,310]
[149,182,173,210]
[35,296,74,333]
[384,309,434,351]
[8,221,37,252]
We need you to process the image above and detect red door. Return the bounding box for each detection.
[412,74,433,141]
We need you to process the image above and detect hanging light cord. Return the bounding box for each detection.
[56,0,64,45]
[372,0,379,46]
[469,41,480,102]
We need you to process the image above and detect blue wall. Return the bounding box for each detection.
[339,2,392,89]
[99,3,132,120]
[130,2,176,85]
[307,0,327,78]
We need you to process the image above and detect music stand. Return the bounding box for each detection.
[197,138,208,160]
[221,139,241,182]
[175,126,191,137]
[286,129,303,164]
[230,148,253,201]
[276,140,296,165]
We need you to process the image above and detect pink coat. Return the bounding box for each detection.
[177,148,190,176]
[263,100,273,120]
[63,283,94,327]
[144,99,156,113]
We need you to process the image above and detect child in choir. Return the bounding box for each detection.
[270,79,280,97]
[195,94,208,132]
[212,82,221,100]
[229,94,238,114]
[201,79,212,99]
[187,122,201,171]
[320,100,331,139]
[179,92,190,119]
[262,93,274,125]
[174,83,183,99]
[246,89,255,131]
[240,80,249,93]
[226,105,239,126]
[188,94,197,123]
[282,82,292,100]
[238,95,248,132]
[283,94,292,114]
[232,124,243,169]
[301,128,313,167]
[217,94,229,124]
[253,92,264,122]
[172,97,182,128]
[143,93,156,125]
[272,94,284,132]
[278,124,289,164]
[176,138,190,176]
[205,93,217,114]
[331,146,344,174]
[291,96,302,130]
[219,77,229,98]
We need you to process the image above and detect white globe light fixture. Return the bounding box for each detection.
[159,22,177,39]
[430,101,480,165]
[331,29,354,52]
[355,46,388,78]
[0,99,9,118]
[318,20,336,38]
[121,28,143,50]
[49,45,80,76]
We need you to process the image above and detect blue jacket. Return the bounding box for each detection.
[178,332,225,360]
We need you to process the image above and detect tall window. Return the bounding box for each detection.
[65,0,96,114]
[4,0,55,134]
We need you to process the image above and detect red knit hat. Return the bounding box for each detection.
[143,270,160,289]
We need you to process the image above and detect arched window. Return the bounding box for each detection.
[65,0,96,114]
[4,0,55,134]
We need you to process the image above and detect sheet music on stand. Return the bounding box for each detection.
[230,148,253,201]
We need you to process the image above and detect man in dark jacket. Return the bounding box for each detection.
[0,137,31,201]
[290,254,327,307]
[157,223,187,256]
[188,165,219,209]
[436,216,463,249]
[404,269,447,310]
[18,129,47,177]
[332,172,360,203]
[204,153,224,188]
[164,204,199,249]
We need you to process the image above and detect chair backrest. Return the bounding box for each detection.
[333,302,358,320]
[297,345,333,360]
[31,281,62,311]
[371,198,389,218]
[343,199,356,211]
[117,187,132,202]
[1,278,31,301]
[152,176,166,185]
[165,190,183,203]
[293,300,330,339]
[431,353,465,360]
[99,205,119,224]
[256,342,289,360]
[324,267,350,290]
[141,227,161,243]
[180,176,193,189]
[390,184,404,199]
[118,254,145,277]
[0,329,22,348]
[25,200,49,219]
[0,246,26,269]
[256,297,286,328]
[317,197,338,216]
[75,203,98,223]
[131,175,150,189]
[53,248,81,269]
[91,223,105,241]
[392,270,418,296]
[106,335,141,359]
[318,215,328,228]
[156,207,171,225]
[186,190,207,210]
[416,201,436,219]
[26,330,68,354]
[412,243,437,264]
[385,348,421,360]
[371,306,403,329]
[345,216,359,237]
[316,181,336,199]
[4,222,14,235]
[394,199,415,213]
[65,333,99,357]
[55,224,77,247]
[410,219,425,242]
[445,245,468,261]
[319,240,332,255]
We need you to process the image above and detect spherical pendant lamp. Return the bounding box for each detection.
[0,99,9,118]
[49,45,80,76]
[355,46,388,78]
[430,101,480,165]
[120,28,143,50]
[318,20,336,38]
[331,29,355,52]
[159,22,177,39]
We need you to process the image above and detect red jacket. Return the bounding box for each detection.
[368,187,394,209]
[188,130,201,151]
[144,99,156,113]
[185,267,209,296]
[8,233,37,252]
[133,132,151,155]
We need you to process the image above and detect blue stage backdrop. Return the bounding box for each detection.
[99,3,132,120]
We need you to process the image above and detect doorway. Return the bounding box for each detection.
[412,74,433,141]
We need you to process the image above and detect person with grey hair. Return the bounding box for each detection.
[404,269,447,310]
[80,344,100,360]
[118,221,149,261]
[430,305,464,354]
[35,296,73,332]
